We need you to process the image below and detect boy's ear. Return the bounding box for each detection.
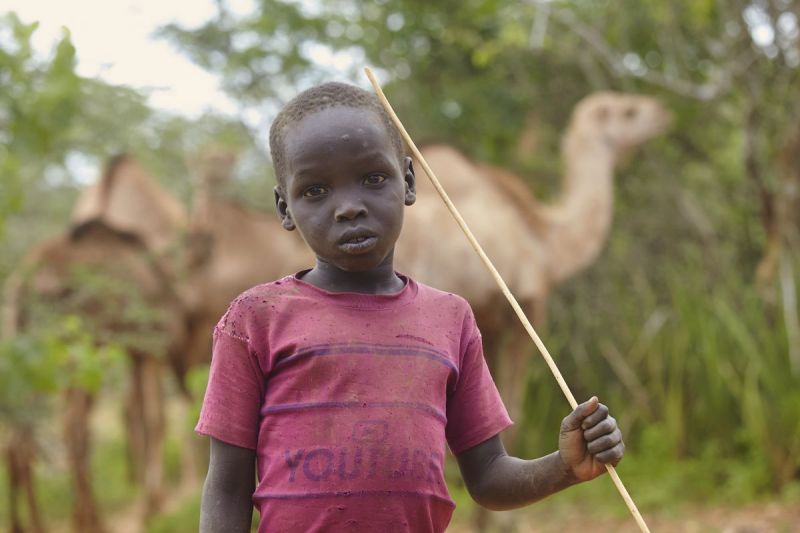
[274,186,296,231]
[403,157,416,206]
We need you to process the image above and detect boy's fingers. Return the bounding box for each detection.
[581,402,609,430]
[593,441,625,466]
[560,396,599,432]
[583,416,617,441]
[586,428,623,454]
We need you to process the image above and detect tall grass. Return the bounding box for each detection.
[518,247,800,504]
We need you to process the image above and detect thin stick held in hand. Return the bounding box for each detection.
[364,66,651,533]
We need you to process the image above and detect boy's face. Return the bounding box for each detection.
[275,106,415,273]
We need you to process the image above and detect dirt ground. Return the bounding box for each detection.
[448,502,800,533]
[49,481,800,533]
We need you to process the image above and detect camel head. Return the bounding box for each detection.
[569,92,670,157]
[190,146,238,194]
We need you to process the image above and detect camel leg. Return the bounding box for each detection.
[471,299,543,532]
[7,427,45,533]
[172,318,207,490]
[479,301,540,452]
[499,295,549,452]
[125,355,146,486]
[140,355,166,518]
[494,327,528,450]
[472,325,532,533]
[531,292,549,332]
[468,311,508,533]
[125,353,167,520]
[63,387,106,533]
[176,394,201,490]
[20,431,45,533]
[7,439,24,533]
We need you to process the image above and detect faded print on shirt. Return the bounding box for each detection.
[197,275,512,532]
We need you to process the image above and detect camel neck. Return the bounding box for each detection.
[540,130,617,283]
[561,131,616,198]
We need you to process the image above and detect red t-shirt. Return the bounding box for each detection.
[196,274,512,532]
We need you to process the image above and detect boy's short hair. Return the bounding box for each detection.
[269,82,405,187]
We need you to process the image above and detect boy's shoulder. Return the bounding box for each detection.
[221,273,476,324]
[412,276,467,302]
[225,275,302,311]
[404,275,476,317]
[215,276,301,335]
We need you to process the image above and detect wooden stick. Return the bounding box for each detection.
[365,66,651,533]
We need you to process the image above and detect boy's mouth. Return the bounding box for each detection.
[338,230,378,254]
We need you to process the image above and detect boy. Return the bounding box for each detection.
[197,82,624,532]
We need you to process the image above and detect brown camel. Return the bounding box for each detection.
[180,149,311,379]
[63,151,311,496]
[71,149,311,386]
[2,218,186,532]
[396,92,669,442]
[399,92,667,532]
[70,156,193,518]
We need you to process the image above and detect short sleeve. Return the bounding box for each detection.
[445,330,513,455]
[195,323,265,450]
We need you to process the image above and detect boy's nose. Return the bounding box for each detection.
[334,198,368,221]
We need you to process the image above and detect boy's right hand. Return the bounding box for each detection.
[557,396,624,482]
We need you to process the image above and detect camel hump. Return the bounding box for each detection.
[416,144,491,198]
[71,155,187,252]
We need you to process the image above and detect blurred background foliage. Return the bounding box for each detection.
[2,0,800,529]
[160,0,800,499]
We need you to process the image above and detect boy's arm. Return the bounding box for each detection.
[200,437,256,533]
[455,397,623,511]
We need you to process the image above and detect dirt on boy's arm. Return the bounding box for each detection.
[200,437,256,533]
[456,397,624,510]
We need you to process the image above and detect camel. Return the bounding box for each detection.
[2,218,186,532]
[70,156,194,517]
[396,92,670,441]
[71,148,311,386]
[64,150,310,501]
[180,149,312,379]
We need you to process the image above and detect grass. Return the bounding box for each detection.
[2,418,798,531]
[2,260,799,530]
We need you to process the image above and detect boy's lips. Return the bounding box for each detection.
[337,229,378,254]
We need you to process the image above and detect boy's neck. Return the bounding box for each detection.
[300,254,405,295]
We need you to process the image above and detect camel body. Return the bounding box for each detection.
[181,189,311,377]
[399,93,669,431]
[2,221,186,532]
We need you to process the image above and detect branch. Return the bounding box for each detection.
[547,6,758,101]
[780,252,800,375]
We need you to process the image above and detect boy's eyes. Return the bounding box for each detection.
[302,185,329,198]
[300,174,386,197]
[363,174,386,185]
